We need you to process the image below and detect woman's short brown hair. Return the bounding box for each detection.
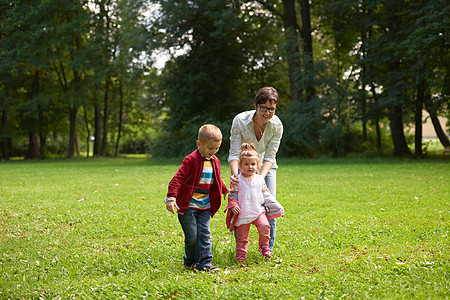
[255,87,279,105]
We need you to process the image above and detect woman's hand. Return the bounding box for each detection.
[229,174,239,193]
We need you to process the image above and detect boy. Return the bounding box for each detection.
[164,124,228,271]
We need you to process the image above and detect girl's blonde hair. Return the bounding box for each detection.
[239,143,260,173]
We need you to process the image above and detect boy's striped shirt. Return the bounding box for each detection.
[189,159,214,210]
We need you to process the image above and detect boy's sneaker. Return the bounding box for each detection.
[260,247,272,258]
[198,265,220,272]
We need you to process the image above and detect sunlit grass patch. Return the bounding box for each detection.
[0,157,448,299]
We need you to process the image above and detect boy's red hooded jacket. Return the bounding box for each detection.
[167,149,228,217]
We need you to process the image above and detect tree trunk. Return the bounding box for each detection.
[370,83,382,151]
[37,97,45,160]
[67,105,77,158]
[390,103,411,156]
[414,75,425,157]
[27,69,41,159]
[1,139,11,160]
[375,118,381,151]
[361,79,367,142]
[299,0,315,101]
[75,135,80,156]
[39,133,46,159]
[425,99,450,149]
[283,0,303,103]
[1,109,10,160]
[100,80,110,156]
[27,132,40,159]
[114,81,124,157]
[67,58,82,158]
[360,31,368,141]
[94,103,102,156]
[83,105,90,158]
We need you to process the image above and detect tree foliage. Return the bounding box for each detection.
[1,0,152,159]
[0,0,448,160]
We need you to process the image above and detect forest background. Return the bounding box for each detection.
[0,0,449,160]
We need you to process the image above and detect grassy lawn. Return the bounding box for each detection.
[0,157,448,299]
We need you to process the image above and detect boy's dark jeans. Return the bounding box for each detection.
[178,208,213,269]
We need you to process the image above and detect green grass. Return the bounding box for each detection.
[0,157,449,299]
[423,138,446,151]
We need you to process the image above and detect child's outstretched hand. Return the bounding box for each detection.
[165,200,179,214]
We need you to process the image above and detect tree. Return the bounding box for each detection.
[282,0,303,102]
[299,0,315,101]
[236,1,289,98]
[257,0,315,102]
[0,0,154,159]
[84,0,150,157]
[400,0,450,152]
[149,0,247,156]
[1,1,56,159]
[86,0,116,156]
[45,0,91,158]
[1,0,448,159]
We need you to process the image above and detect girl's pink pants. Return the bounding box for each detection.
[235,213,270,260]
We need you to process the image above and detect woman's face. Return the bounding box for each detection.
[254,100,277,125]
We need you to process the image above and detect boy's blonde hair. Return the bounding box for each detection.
[239,143,260,172]
[198,124,222,143]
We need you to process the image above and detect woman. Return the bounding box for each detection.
[228,87,283,250]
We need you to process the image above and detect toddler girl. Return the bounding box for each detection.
[225,143,284,262]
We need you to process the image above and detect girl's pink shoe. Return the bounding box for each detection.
[236,256,247,262]
[260,246,272,258]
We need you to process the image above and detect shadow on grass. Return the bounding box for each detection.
[2,150,449,167]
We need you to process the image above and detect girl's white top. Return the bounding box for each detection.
[235,173,267,226]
